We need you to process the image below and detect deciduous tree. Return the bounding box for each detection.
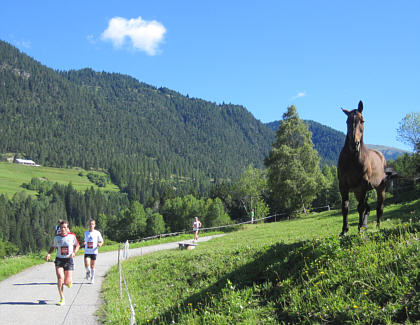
[397,112,420,152]
[233,165,268,220]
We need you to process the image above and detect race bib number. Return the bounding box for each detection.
[61,246,69,255]
[87,242,94,249]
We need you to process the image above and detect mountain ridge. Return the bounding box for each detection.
[0,40,407,201]
[265,120,408,163]
[0,40,274,200]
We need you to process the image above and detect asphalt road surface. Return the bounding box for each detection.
[0,235,223,325]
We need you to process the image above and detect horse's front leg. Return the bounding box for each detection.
[340,191,350,236]
[357,202,364,232]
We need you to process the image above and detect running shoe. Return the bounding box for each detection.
[90,277,95,284]
[66,282,72,288]
[58,297,65,306]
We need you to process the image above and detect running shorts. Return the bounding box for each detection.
[54,257,74,271]
[84,253,97,260]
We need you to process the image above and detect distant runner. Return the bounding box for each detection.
[46,220,80,306]
[193,217,202,242]
[83,219,104,284]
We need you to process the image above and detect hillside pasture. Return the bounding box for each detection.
[0,162,119,197]
[101,199,419,324]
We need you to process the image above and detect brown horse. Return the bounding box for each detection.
[338,101,394,236]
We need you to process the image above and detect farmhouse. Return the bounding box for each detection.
[15,158,39,166]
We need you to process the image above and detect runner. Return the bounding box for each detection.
[83,219,104,284]
[192,217,202,242]
[46,220,80,306]
[55,219,63,235]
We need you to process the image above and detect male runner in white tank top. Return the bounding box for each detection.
[46,221,79,306]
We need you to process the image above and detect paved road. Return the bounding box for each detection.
[0,235,223,325]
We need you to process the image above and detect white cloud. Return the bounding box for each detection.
[101,16,166,55]
[290,91,306,101]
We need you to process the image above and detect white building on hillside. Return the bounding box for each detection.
[15,159,39,166]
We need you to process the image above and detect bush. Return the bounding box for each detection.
[87,172,108,187]
[70,226,86,246]
[0,239,19,258]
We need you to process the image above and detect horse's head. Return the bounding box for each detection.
[342,100,365,153]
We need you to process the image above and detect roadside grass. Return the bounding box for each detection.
[0,162,119,197]
[0,253,45,281]
[100,199,419,324]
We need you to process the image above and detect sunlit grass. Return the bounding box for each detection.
[101,199,419,324]
[0,253,45,281]
[0,161,119,197]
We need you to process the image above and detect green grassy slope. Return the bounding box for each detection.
[0,162,119,197]
[101,199,420,324]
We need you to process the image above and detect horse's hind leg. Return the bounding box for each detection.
[376,186,386,229]
[340,190,350,236]
[363,201,370,228]
[356,191,368,232]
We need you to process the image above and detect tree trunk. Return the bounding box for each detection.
[301,194,307,215]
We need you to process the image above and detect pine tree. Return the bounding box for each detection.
[264,105,325,215]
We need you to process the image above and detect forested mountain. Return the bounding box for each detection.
[0,40,274,201]
[265,120,345,166]
[0,40,405,203]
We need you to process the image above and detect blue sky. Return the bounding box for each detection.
[1,1,418,151]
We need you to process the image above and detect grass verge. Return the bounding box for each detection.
[0,253,45,282]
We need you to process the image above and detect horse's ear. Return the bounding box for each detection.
[358,101,363,113]
[341,108,350,116]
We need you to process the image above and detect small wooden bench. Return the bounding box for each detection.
[178,243,197,250]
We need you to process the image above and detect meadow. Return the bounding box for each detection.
[100,199,419,324]
[0,253,45,282]
[0,162,119,197]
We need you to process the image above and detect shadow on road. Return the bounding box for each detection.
[0,300,53,305]
[13,282,57,286]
